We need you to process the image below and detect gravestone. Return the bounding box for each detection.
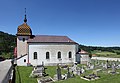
[90,65,94,69]
[101,62,104,67]
[72,63,77,71]
[95,59,98,65]
[106,60,109,68]
[116,60,119,66]
[70,71,75,77]
[76,67,80,75]
[29,65,44,78]
[81,67,85,74]
[87,62,91,68]
[112,63,116,73]
[108,63,118,74]
[37,77,53,83]
[97,60,100,65]
[57,64,62,80]
[104,63,107,69]
[29,62,48,78]
[67,67,71,78]
[116,61,120,69]
[81,73,100,81]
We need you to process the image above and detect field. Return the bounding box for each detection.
[16,65,120,83]
[92,50,120,58]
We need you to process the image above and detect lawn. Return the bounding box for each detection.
[16,66,37,83]
[16,66,120,83]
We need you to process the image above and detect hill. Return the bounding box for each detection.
[79,45,120,58]
[79,44,120,52]
[0,31,16,58]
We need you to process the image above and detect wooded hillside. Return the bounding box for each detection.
[0,31,16,58]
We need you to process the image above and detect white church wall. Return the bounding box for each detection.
[28,43,77,66]
[17,36,29,57]
[17,55,28,66]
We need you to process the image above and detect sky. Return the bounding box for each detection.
[0,0,120,47]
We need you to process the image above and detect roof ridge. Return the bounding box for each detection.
[35,35,67,37]
[27,35,77,44]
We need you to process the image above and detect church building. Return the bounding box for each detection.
[16,14,79,66]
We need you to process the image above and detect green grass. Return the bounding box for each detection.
[92,50,120,58]
[45,66,56,78]
[16,66,120,83]
[16,66,37,83]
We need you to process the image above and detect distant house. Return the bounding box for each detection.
[80,49,91,64]
[16,14,79,66]
[76,49,91,64]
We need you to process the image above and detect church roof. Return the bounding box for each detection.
[27,35,77,44]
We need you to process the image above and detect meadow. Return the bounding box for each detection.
[92,50,120,58]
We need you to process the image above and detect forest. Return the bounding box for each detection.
[0,31,16,58]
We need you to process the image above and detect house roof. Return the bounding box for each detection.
[79,49,88,54]
[27,35,77,44]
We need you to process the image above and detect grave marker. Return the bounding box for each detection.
[67,67,71,78]
[57,64,62,80]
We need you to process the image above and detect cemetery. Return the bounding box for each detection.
[16,59,120,83]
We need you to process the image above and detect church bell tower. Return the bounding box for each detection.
[16,9,32,65]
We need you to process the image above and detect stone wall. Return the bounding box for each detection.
[0,60,13,83]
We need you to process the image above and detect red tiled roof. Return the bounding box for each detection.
[27,35,77,44]
[79,49,88,54]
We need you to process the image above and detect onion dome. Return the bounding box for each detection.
[17,14,32,36]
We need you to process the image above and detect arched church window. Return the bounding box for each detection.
[68,51,72,58]
[33,52,37,59]
[46,52,50,59]
[23,38,25,42]
[58,51,61,59]
[24,59,26,62]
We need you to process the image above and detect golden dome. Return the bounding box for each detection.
[17,23,32,36]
